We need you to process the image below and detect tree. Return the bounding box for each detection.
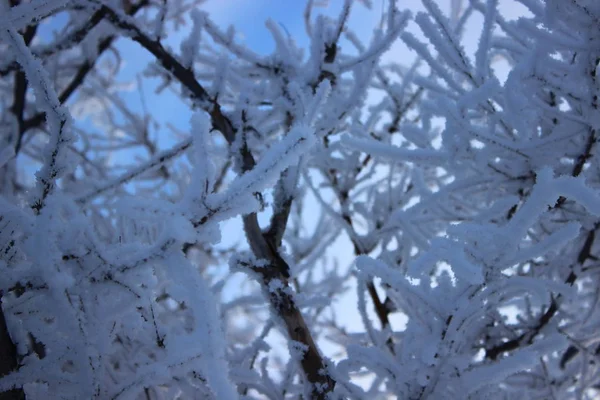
[1,0,599,398]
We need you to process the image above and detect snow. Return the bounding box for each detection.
[2,0,600,398]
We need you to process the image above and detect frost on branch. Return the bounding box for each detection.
[339,0,600,398]
[1,0,600,399]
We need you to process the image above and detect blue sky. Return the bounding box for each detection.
[114,0,385,136]
[111,0,530,136]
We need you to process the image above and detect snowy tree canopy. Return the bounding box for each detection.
[1,0,600,399]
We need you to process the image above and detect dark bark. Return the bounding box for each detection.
[0,297,24,400]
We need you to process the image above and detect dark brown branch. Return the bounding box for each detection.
[264,100,297,248]
[367,281,391,328]
[243,214,335,399]
[560,224,599,367]
[329,175,394,348]
[572,128,595,178]
[266,177,295,248]
[0,7,109,77]
[554,128,596,208]
[10,24,37,154]
[486,297,558,361]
